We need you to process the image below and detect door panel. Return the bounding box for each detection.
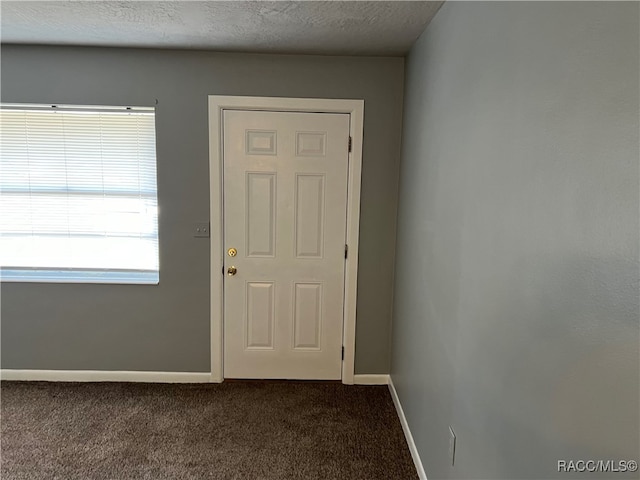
[293,282,323,350]
[295,174,325,258]
[223,110,349,380]
[245,282,275,349]
[246,173,276,257]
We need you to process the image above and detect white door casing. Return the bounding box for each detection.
[209,96,364,384]
[223,110,349,379]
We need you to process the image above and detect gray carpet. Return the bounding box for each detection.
[1,381,418,480]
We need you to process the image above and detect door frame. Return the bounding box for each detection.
[208,95,364,385]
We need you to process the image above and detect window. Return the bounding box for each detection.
[0,104,159,284]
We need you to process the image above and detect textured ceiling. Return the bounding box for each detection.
[0,1,444,56]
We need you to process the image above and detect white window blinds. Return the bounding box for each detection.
[0,104,159,284]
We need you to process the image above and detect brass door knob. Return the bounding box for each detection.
[227,266,237,276]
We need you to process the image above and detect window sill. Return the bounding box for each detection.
[0,269,159,285]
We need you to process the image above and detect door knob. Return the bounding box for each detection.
[227,266,237,276]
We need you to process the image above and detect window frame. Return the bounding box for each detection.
[0,103,160,285]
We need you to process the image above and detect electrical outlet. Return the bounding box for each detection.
[194,222,210,238]
[449,426,456,466]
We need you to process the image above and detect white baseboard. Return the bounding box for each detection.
[353,374,389,385]
[0,369,212,383]
[388,377,427,480]
[1,370,393,387]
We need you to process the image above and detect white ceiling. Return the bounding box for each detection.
[0,1,444,56]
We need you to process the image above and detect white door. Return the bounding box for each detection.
[223,110,350,380]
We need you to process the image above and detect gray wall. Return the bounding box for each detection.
[0,46,404,374]
[391,2,639,479]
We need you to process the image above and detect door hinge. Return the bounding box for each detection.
[345,244,348,259]
[342,346,345,360]
[348,136,352,153]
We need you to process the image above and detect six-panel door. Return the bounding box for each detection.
[223,110,350,379]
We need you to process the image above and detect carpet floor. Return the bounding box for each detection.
[1,381,418,480]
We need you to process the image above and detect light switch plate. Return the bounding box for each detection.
[194,222,210,238]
